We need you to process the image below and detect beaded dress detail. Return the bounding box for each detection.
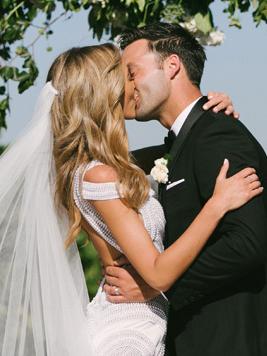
[74,160,168,355]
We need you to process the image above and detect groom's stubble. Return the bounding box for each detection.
[122,39,170,123]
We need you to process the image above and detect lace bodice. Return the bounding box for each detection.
[73,160,166,254]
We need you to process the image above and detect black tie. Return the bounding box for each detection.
[164,130,176,152]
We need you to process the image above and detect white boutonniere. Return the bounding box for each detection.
[150,154,172,184]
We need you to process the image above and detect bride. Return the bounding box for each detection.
[0,43,262,355]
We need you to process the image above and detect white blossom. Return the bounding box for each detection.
[114,35,121,46]
[179,16,225,47]
[91,0,107,8]
[180,18,198,34]
[150,158,169,184]
[154,158,168,167]
[204,30,225,46]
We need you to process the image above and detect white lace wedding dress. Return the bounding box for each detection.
[74,160,168,355]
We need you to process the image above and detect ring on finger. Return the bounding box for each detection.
[113,286,120,296]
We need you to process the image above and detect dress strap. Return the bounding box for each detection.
[81,160,120,201]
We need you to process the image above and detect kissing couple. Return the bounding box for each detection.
[0,23,267,356]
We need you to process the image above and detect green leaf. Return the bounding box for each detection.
[0,145,7,155]
[15,46,29,57]
[46,46,53,52]
[254,1,267,24]
[125,0,134,6]
[229,17,242,28]
[22,57,32,68]
[3,26,22,43]
[164,153,172,161]
[0,97,9,111]
[0,110,7,129]
[17,70,30,81]
[161,4,185,24]
[18,78,33,93]
[0,66,19,81]
[136,0,146,12]
[27,5,38,21]
[0,86,6,95]
[0,47,11,60]
[194,12,213,34]
[1,0,11,10]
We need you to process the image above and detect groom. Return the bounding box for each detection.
[105,23,267,355]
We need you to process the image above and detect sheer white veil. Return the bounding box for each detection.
[0,82,92,355]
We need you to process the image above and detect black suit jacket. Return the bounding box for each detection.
[133,97,267,356]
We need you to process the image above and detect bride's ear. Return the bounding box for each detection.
[164,54,181,80]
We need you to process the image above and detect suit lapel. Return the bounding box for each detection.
[168,96,208,177]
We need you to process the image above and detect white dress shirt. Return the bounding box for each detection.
[171,96,202,136]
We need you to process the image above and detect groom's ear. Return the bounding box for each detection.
[164,54,181,80]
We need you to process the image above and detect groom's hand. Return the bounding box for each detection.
[104,263,160,303]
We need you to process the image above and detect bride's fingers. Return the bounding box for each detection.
[236,167,256,178]
[249,180,262,190]
[250,186,264,198]
[224,105,233,115]
[103,284,129,302]
[105,274,119,286]
[216,158,229,182]
[106,266,121,277]
[245,173,259,183]
[233,111,240,119]
[203,93,230,111]
[103,284,120,296]
[207,91,216,99]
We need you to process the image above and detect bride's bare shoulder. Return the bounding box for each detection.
[83,164,118,183]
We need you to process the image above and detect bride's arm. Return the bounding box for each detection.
[86,161,261,292]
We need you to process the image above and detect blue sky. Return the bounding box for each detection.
[1,1,267,151]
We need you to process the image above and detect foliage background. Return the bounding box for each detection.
[76,232,101,298]
[1,0,266,129]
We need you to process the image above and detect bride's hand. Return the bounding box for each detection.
[203,92,240,119]
[211,159,263,214]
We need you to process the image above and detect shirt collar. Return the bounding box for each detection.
[171,96,202,136]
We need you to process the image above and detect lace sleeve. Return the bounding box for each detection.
[82,181,121,200]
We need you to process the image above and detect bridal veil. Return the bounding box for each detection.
[0,82,92,355]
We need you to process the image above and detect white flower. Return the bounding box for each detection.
[204,30,225,46]
[92,0,107,8]
[154,158,168,167]
[180,18,198,34]
[113,35,121,46]
[150,158,169,184]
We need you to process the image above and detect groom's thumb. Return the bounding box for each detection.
[217,158,229,181]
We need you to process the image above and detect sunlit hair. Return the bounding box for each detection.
[47,43,150,248]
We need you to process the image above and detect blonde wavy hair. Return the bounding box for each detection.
[47,43,150,248]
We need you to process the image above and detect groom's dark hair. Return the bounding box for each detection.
[119,23,206,88]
